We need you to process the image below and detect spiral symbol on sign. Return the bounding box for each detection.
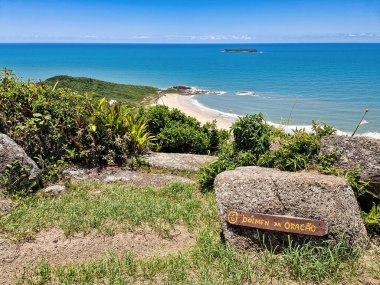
[227,211,239,224]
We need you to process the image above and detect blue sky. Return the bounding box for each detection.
[0,0,379,43]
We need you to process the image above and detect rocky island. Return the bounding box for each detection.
[224,48,259,53]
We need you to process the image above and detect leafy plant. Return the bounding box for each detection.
[125,114,155,154]
[362,204,380,233]
[142,105,227,154]
[258,130,320,171]
[231,113,270,159]
[0,160,37,196]
[0,71,157,186]
[312,120,337,138]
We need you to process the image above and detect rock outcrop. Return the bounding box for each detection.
[215,166,368,249]
[44,185,66,196]
[145,152,216,171]
[320,135,380,193]
[0,133,41,182]
[63,166,194,186]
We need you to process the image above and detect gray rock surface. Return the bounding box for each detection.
[145,152,216,171]
[44,185,66,196]
[320,135,380,192]
[0,133,41,182]
[215,166,368,249]
[63,166,194,186]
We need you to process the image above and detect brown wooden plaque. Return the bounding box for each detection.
[227,210,328,236]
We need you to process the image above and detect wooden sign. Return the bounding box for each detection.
[227,210,328,237]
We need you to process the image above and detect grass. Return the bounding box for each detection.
[1,181,379,284]
[0,182,216,239]
[44,75,159,106]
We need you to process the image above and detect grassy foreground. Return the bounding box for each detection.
[1,181,379,285]
[44,75,159,105]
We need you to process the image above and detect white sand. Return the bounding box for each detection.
[156,94,235,130]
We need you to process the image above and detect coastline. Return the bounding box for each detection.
[156,93,236,130]
[155,93,380,139]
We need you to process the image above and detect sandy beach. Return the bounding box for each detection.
[156,94,236,130]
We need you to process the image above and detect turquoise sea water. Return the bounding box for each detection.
[0,43,379,136]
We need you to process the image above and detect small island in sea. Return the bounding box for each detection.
[224,48,259,53]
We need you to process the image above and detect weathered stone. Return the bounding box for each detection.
[145,152,216,171]
[215,166,368,249]
[63,166,194,186]
[44,185,66,196]
[320,135,380,192]
[0,133,41,182]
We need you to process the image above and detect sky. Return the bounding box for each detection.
[0,0,379,43]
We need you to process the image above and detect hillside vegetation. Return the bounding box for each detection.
[44,75,159,105]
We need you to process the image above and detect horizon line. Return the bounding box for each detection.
[1,42,380,44]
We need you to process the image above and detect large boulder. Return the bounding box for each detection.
[320,135,380,193]
[0,133,41,182]
[215,166,368,249]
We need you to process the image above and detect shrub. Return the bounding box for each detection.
[200,118,337,192]
[312,120,337,138]
[231,113,270,158]
[0,71,155,185]
[158,122,210,153]
[362,204,380,234]
[258,130,320,172]
[199,156,236,192]
[74,99,154,165]
[0,70,88,168]
[0,160,38,196]
[142,105,228,154]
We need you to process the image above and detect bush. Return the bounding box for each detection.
[312,120,337,138]
[0,160,38,196]
[200,114,272,192]
[258,130,320,172]
[199,156,236,193]
[231,113,270,158]
[158,122,210,153]
[142,105,228,154]
[0,71,155,184]
[200,117,337,192]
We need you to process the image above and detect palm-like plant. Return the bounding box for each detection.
[125,114,156,154]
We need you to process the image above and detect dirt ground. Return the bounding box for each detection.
[0,226,195,284]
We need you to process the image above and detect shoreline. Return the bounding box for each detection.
[155,93,380,139]
[156,93,236,130]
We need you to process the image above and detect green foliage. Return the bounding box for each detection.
[0,71,156,186]
[258,130,321,171]
[231,113,270,158]
[200,118,339,192]
[74,99,155,165]
[142,105,228,154]
[362,204,380,233]
[44,75,159,106]
[0,70,88,168]
[317,154,380,233]
[200,114,273,192]
[283,238,360,284]
[199,158,237,193]
[312,120,337,138]
[0,160,37,196]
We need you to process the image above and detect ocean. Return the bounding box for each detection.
[1,43,379,137]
